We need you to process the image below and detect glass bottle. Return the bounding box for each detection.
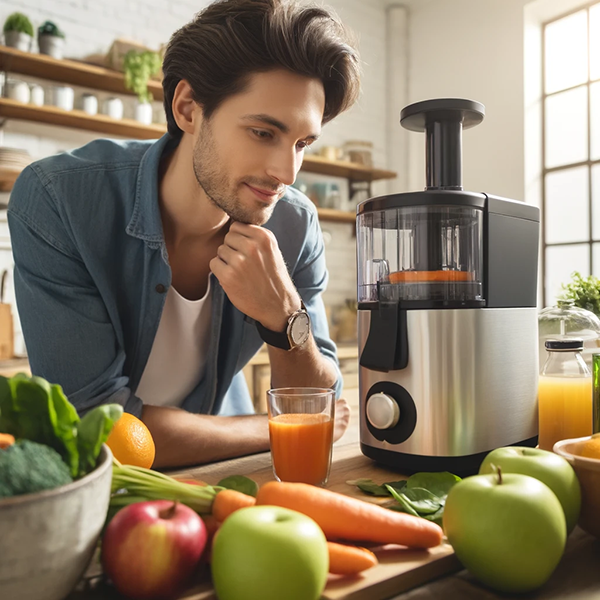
[538,339,592,451]
[538,299,600,370]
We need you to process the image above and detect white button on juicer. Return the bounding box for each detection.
[366,393,400,430]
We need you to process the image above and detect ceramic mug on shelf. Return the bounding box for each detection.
[103,97,123,120]
[5,79,30,104]
[29,84,44,107]
[51,86,74,111]
[81,94,98,116]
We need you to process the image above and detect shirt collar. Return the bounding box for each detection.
[126,133,178,246]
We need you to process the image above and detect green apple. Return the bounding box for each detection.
[443,472,566,594]
[211,505,328,600]
[480,446,581,534]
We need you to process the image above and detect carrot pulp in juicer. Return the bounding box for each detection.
[268,413,333,485]
[389,270,475,283]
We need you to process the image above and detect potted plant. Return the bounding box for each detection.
[123,50,161,125]
[3,12,34,52]
[38,20,65,59]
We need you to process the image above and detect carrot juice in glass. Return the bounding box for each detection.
[267,387,335,486]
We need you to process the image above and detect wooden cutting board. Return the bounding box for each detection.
[70,444,461,600]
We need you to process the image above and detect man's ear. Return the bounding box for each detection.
[171,79,203,135]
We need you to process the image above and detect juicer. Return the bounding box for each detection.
[357,98,540,474]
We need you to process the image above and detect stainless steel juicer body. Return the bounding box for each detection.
[357,99,540,474]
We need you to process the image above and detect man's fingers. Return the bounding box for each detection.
[216,244,233,265]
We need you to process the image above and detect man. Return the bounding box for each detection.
[8,0,361,467]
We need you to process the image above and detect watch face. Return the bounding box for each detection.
[290,312,310,346]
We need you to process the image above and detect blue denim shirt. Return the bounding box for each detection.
[7,134,341,417]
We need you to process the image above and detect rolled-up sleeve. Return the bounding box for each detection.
[8,166,143,417]
[291,208,343,398]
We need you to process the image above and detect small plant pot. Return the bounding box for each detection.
[38,34,64,59]
[4,31,32,52]
[134,102,153,125]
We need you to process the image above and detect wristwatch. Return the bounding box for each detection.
[255,303,311,350]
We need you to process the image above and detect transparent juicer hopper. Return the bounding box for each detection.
[357,204,484,305]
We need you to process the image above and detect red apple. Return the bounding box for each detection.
[101,500,207,600]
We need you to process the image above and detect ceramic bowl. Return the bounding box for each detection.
[0,444,113,600]
[554,436,600,539]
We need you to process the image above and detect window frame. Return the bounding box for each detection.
[542,1,600,305]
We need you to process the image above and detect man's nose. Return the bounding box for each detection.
[265,147,298,186]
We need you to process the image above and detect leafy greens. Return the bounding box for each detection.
[0,373,122,478]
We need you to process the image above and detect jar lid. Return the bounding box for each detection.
[545,339,584,351]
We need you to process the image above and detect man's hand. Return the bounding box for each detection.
[210,221,300,331]
[333,398,351,443]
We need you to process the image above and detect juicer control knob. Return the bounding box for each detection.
[366,393,400,430]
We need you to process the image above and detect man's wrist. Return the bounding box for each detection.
[257,296,302,332]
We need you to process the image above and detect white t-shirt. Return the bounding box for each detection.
[136,278,212,407]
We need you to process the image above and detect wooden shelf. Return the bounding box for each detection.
[316,207,355,224]
[301,154,396,182]
[0,98,166,139]
[0,45,163,101]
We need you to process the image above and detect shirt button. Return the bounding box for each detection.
[155,284,167,293]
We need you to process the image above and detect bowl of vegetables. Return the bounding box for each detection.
[0,374,123,600]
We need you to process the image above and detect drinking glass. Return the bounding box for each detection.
[267,387,335,486]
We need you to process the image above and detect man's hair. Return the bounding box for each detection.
[162,0,360,137]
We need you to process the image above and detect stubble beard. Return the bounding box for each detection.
[192,120,277,226]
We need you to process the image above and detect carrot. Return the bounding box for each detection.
[174,477,207,487]
[327,542,378,575]
[212,488,256,522]
[0,433,15,449]
[256,481,443,549]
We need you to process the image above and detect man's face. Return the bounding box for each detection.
[192,69,325,225]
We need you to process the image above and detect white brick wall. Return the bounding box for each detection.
[0,0,392,351]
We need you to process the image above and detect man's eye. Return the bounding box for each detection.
[296,140,312,150]
[252,129,273,140]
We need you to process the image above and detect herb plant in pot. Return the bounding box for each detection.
[123,50,161,125]
[38,20,65,59]
[3,12,34,52]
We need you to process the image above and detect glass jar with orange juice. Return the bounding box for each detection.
[267,388,335,486]
[538,339,592,451]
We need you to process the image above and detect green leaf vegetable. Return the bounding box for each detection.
[123,50,162,104]
[38,20,65,39]
[347,478,407,497]
[111,460,223,515]
[0,439,73,498]
[558,271,600,317]
[3,12,34,36]
[217,475,259,497]
[348,471,461,526]
[0,373,122,478]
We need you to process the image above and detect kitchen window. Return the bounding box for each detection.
[542,2,600,304]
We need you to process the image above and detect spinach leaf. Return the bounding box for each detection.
[347,478,407,496]
[400,487,443,515]
[217,475,259,497]
[422,506,445,527]
[385,484,419,517]
[385,480,408,493]
[406,472,461,501]
[0,374,17,432]
[48,382,80,476]
[346,478,391,496]
[77,404,123,477]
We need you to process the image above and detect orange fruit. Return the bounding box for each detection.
[579,434,600,460]
[106,412,156,468]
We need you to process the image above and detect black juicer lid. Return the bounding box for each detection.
[400,98,485,191]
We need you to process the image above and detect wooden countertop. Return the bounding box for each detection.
[69,442,600,600]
